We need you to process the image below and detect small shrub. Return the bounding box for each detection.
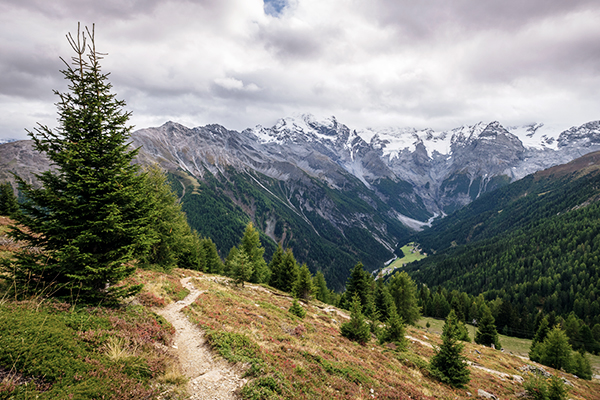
[288,299,306,319]
[138,291,166,307]
[524,375,568,400]
[242,375,284,400]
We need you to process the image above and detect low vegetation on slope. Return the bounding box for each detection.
[174,269,599,399]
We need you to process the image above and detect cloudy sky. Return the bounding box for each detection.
[1,0,600,140]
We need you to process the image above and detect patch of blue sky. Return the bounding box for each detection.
[263,0,287,17]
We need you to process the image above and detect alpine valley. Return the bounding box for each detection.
[2,114,600,289]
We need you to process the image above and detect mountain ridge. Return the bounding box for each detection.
[3,115,600,289]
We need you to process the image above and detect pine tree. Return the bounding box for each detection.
[268,244,285,289]
[340,293,371,344]
[529,316,550,362]
[388,271,421,325]
[289,299,306,319]
[293,263,315,300]
[343,262,370,309]
[538,326,572,371]
[313,270,330,304]
[0,182,19,217]
[202,237,223,274]
[374,280,396,321]
[429,309,471,388]
[379,307,407,348]
[230,250,252,287]
[178,230,206,272]
[5,25,152,304]
[239,222,270,284]
[278,248,299,293]
[475,304,501,349]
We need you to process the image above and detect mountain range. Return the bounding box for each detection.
[2,115,600,289]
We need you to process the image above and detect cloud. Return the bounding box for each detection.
[0,0,599,140]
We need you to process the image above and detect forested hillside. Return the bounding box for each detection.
[170,166,411,291]
[404,151,600,333]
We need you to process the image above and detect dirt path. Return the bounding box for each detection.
[156,277,246,400]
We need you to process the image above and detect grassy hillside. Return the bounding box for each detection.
[2,261,600,398]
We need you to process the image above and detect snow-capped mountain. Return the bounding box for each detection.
[3,114,600,288]
[243,114,600,216]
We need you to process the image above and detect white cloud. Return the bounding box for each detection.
[0,0,599,139]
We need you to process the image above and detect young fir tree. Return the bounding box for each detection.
[313,270,330,304]
[340,293,371,344]
[537,326,573,371]
[475,304,501,349]
[379,307,407,349]
[271,248,298,293]
[293,263,315,300]
[374,280,396,322]
[429,309,471,388]
[268,244,285,289]
[529,316,550,362]
[388,271,421,325]
[239,222,270,284]
[0,182,19,217]
[201,237,223,274]
[342,262,371,309]
[288,298,306,319]
[230,250,252,287]
[5,25,152,304]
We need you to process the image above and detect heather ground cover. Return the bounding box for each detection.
[178,269,600,400]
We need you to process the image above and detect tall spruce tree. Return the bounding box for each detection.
[5,25,151,304]
[429,309,471,388]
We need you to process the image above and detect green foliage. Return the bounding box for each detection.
[240,222,270,284]
[379,309,407,348]
[288,299,306,319]
[475,304,501,349]
[374,280,396,322]
[342,262,371,310]
[313,270,330,304]
[270,248,299,293]
[230,250,253,287]
[4,26,151,305]
[538,326,572,371]
[340,294,371,344]
[139,165,200,272]
[524,375,568,400]
[428,309,470,388]
[0,182,19,217]
[0,302,169,398]
[388,271,421,325]
[201,237,224,274]
[571,350,593,380]
[293,263,315,300]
